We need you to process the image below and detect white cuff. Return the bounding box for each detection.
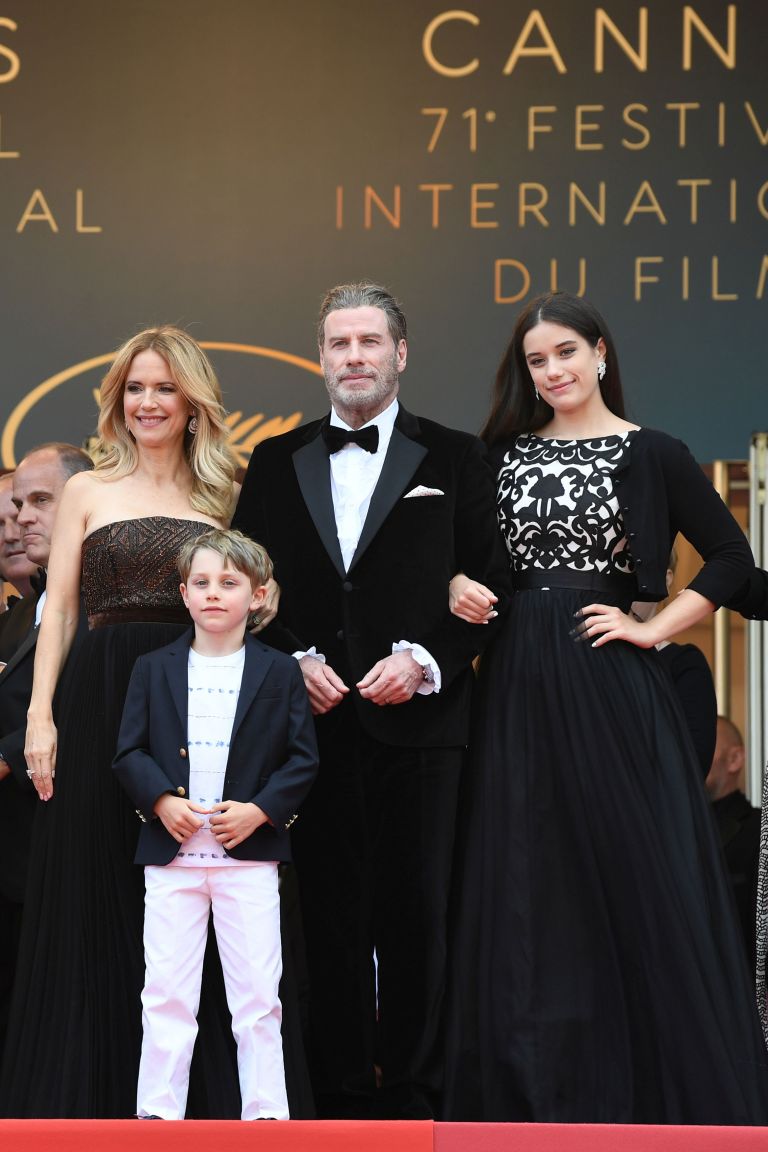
[392,641,441,694]
[292,646,327,664]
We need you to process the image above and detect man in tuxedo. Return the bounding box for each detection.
[0,473,36,663]
[233,282,509,1118]
[0,443,93,1055]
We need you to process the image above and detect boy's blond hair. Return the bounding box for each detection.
[177,528,273,589]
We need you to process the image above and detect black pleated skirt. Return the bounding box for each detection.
[445,585,768,1124]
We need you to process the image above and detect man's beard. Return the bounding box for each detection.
[325,351,399,413]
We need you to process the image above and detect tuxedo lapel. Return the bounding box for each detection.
[293,428,346,578]
[230,640,274,745]
[348,419,427,572]
[161,635,192,733]
[0,596,36,665]
[0,619,38,683]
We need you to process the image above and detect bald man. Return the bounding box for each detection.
[0,473,36,663]
[0,444,93,1056]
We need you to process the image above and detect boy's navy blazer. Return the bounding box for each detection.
[113,630,319,866]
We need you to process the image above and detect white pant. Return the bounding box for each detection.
[137,863,288,1120]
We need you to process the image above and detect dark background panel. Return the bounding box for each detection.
[1,0,766,464]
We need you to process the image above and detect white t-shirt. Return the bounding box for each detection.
[170,645,253,868]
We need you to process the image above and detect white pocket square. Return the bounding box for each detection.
[403,485,445,498]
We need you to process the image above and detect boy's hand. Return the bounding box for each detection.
[210,801,269,850]
[153,794,209,843]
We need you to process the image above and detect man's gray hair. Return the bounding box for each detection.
[317,282,407,347]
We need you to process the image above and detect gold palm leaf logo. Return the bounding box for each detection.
[2,343,322,468]
[225,410,303,468]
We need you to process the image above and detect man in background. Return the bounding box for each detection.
[0,473,36,663]
[706,715,761,967]
[0,443,93,1059]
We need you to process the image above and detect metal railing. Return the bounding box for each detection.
[747,433,768,804]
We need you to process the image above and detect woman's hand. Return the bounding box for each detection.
[573,603,658,649]
[449,573,499,623]
[249,577,281,634]
[25,714,58,801]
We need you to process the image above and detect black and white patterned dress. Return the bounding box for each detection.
[497,432,636,579]
[445,434,768,1125]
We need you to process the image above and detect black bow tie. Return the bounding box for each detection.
[322,423,379,455]
[30,567,47,596]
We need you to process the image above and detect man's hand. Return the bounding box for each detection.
[153,794,209,843]
[210,800,269,850]
[299,655,349,715]
[248,577,280,634]
[357,651,424,706]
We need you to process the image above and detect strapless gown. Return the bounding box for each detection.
[0,518,312,1118]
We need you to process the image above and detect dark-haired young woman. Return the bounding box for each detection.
[444,292,768,1124]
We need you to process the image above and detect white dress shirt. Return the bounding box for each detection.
[34,589,46,628]
[328,398,398,571]
[299,399,440,693]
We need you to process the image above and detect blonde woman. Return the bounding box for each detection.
[1,327,241,1118]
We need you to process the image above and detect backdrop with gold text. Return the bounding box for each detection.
[1,0,766,464]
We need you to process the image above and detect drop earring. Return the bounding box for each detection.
[188,415,198,434]
[534,385,540,401]
[597,359,606,382]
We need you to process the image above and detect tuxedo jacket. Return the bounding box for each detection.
[0,595,35,665]
[112,630,319,866]
[232,405,511,748]
[0,597,38,903]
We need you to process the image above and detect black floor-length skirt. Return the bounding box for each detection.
[444,585,768,1124]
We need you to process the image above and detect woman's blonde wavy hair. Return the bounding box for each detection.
[95,326,236,523]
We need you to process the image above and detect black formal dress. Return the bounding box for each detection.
[445,432,768,1124]
[0,518,313,1118]
[0,595,39,1060]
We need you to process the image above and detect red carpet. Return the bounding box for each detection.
[1,1120,767,1152]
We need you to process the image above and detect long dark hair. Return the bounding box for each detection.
[481,292,625,447]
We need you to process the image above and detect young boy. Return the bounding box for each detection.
[113,528,318,1121]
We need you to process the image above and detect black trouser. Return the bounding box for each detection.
[292,700,463,1118]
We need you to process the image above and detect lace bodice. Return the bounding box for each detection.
[496,433,636,576]
[81,516,214,622]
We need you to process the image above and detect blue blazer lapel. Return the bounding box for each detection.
[0,621,38,683]
[161,632,193,734]
[230,638,274,745]
[293,425,346,578]
[348,412,427,572]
